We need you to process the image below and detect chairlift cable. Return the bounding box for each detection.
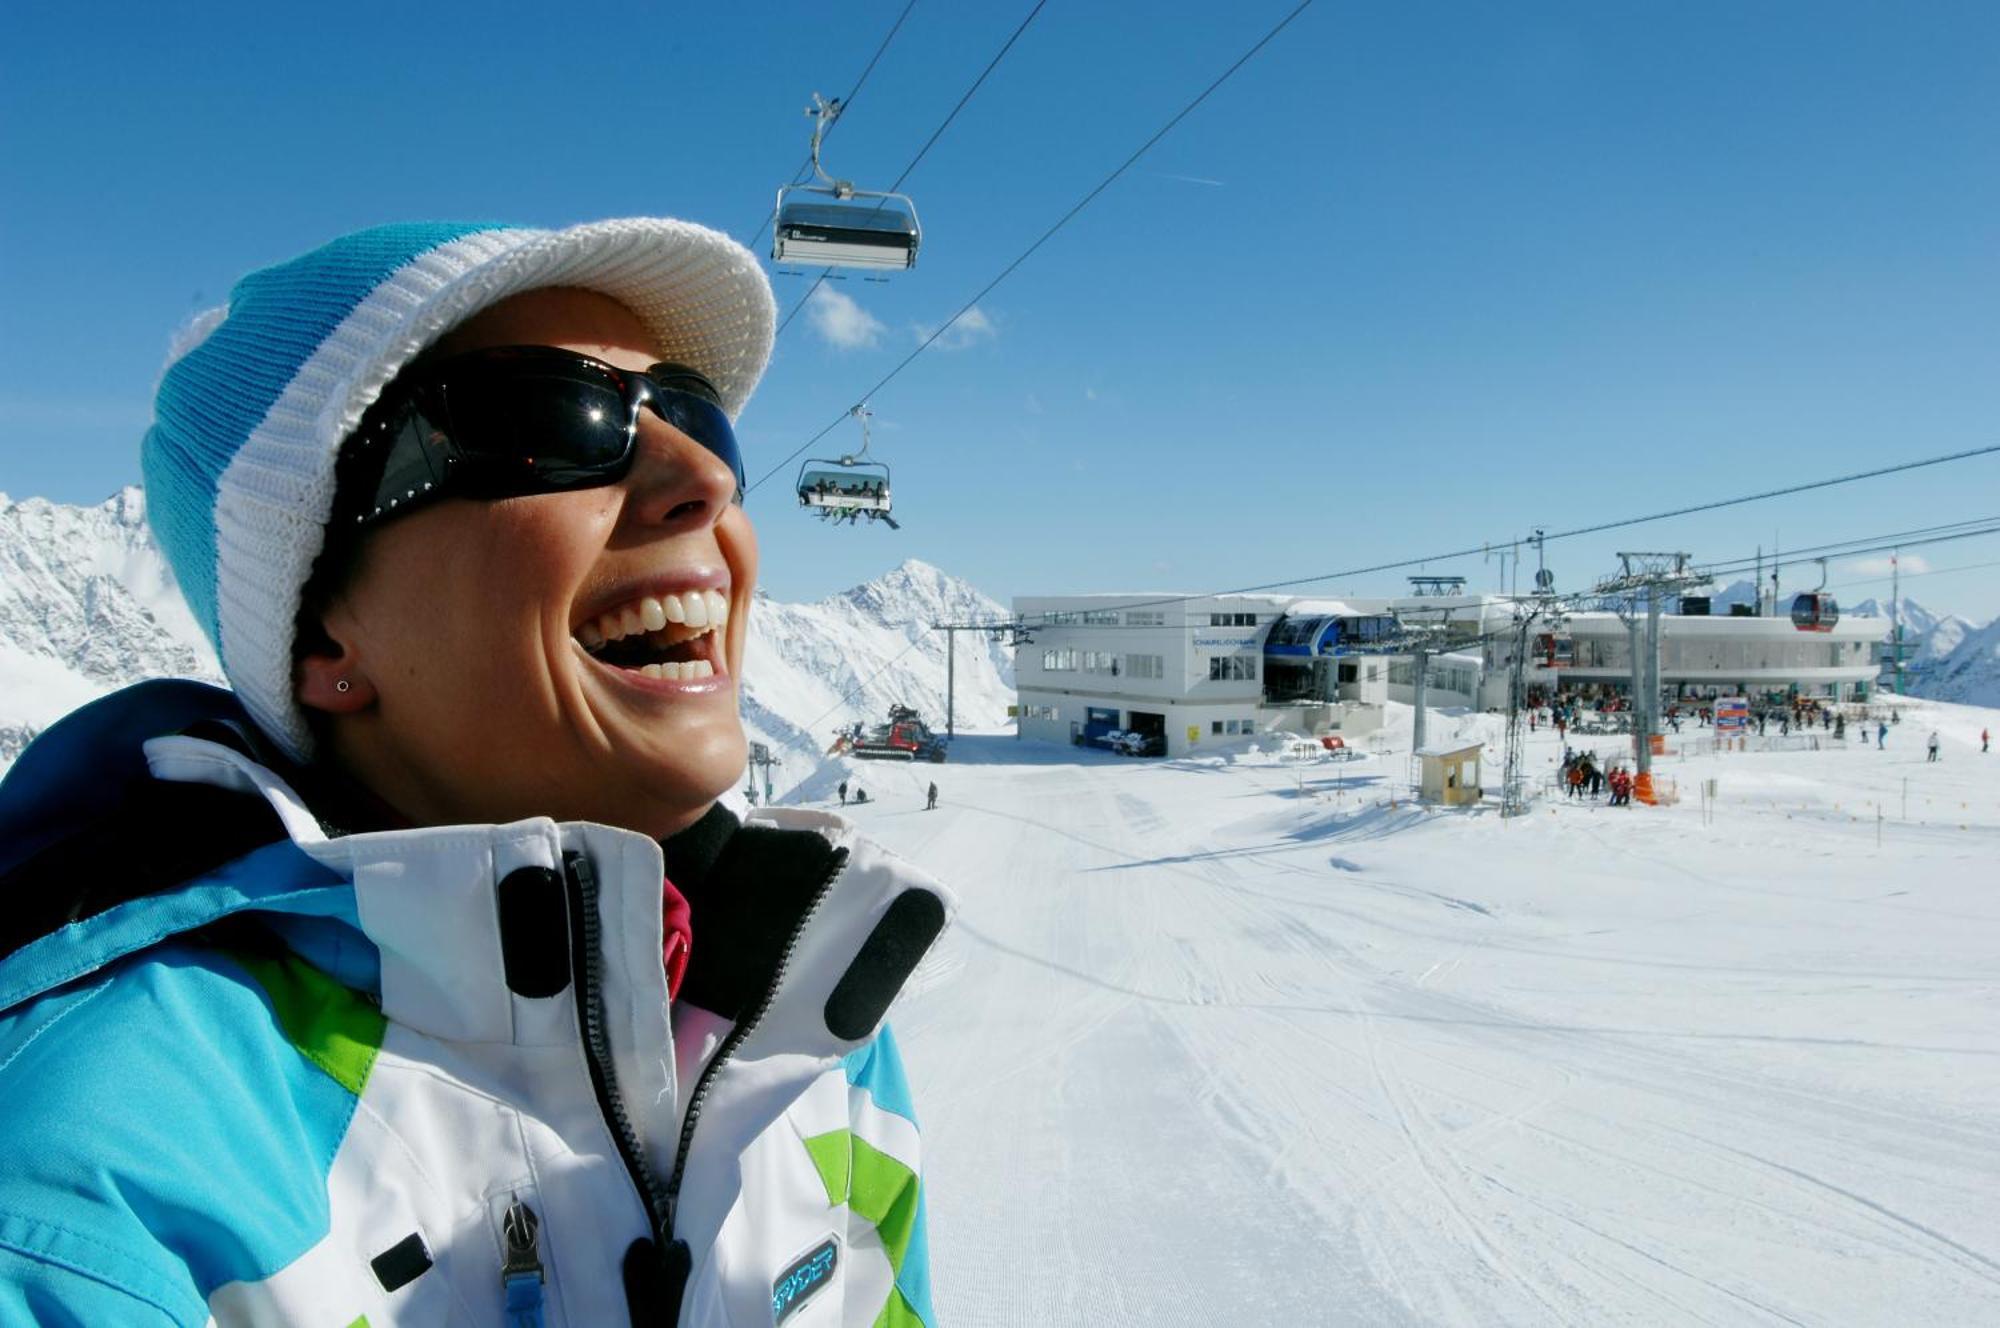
[1017,513,2000,632]
[774,0,1053,339]
[747,0,922,253]
[750,0,1318,495]
[1004,442,2000,623]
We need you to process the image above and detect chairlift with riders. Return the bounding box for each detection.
[797,404,898,529]
[771,94,922,275]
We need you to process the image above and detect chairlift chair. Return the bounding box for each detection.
[1535,631,1575,668]
[771,94,922,273]
[796,404,899,529]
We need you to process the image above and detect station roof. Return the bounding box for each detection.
[1415,740,1485,759]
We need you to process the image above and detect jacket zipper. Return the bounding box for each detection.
[663,848,849,1233]
[563,845,849,1326]
[561,853,674,1239]
[500,1196,547,1328]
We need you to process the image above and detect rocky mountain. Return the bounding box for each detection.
[1847,596,1996,706]
[0,492,1014,793]
[1705,578,1762,613]
[1847,596,1982,666]
[0,488,223,764]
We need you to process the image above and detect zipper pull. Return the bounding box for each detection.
[501,1197,547,1328]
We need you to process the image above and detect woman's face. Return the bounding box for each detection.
[299,287,758,836]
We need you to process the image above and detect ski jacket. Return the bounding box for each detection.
[0,681,953,1327]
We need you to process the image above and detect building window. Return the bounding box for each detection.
[1209,612,1257,627]
[1081,610,1120,626]
[1208,656,1257,681]
[1125,654,1164,679]
[1022,704,1058,721]
[1126,610,1165,627]
[1084,650,1119,674]
[1212,720,1224,735]
[1042,648,1079,671]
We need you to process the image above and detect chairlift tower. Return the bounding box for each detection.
[931,619,1035,738]
[1593,553,1709,798]
[744,741,780,805]
[1397,579,1463,755]
[1501,593,1568,817]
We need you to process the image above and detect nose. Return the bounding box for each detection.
[620,409,740,534]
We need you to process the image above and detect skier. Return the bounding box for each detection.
[926,781,939,811]
[1928,731,1941,763]
[839,778,849,806]
[1878,720,1889,750]
[1984,728,1991,754]
[0,220,951,1324]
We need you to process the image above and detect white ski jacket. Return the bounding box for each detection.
[0,682,952,1328]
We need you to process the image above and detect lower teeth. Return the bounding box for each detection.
[638,660,714,681]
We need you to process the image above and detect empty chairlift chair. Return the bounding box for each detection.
[770,94,922,274]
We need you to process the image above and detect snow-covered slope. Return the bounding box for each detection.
[854,694,2000,1326]
[0,492,1012,786]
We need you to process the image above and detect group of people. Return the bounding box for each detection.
[803,476,887,503]
[1560,748,1638,805]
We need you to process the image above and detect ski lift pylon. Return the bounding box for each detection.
[771,94,922,273]
[796,404,899,529]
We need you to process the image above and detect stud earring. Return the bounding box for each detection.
[335,679,351,694]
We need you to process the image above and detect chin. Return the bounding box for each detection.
[625,726,748,836]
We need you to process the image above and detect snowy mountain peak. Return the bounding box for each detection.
[833,557,1008,628]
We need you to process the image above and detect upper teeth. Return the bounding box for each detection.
[577,589,730,649]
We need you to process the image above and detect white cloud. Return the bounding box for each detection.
[917,305,996,351]
[808,286,886,351]
[1845,554,1931,578]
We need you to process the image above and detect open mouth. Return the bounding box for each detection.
[575,588,729,682]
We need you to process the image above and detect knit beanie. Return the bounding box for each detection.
[140,218,776,761]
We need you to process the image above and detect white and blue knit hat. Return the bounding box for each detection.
[142,218,776,760]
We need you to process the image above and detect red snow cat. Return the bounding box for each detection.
[842,704,949,763]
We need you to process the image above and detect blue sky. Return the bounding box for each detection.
[4,1,1998,617]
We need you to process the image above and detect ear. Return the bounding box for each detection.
[295,623,377,716]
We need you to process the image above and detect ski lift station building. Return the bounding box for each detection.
[1012,591,1886,757]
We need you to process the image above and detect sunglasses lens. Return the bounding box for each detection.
[445,364,635,487]
[647,390,746,492]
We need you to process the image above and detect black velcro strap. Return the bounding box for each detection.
[370,1231,433,1292]
[824,890,945,1041]
[497,867,570,998]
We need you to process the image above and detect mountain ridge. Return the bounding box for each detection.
[0,490,1014,784]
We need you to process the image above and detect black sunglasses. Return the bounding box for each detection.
[331,345,743,531]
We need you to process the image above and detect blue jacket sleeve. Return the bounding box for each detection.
[0,1236,196,1327]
